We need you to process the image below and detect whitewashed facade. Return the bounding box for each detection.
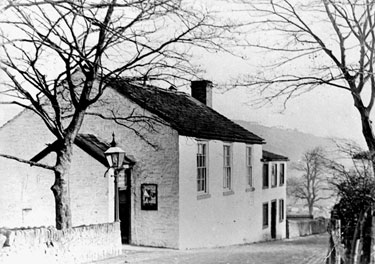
[0,79,288,249]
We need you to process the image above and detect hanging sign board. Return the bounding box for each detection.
[141,184,158,210]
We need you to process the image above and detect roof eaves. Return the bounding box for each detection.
[30,134,136,166]
[261,150,289,162]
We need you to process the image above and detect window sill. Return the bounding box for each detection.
[271,185,277,188]
[279,184,285,187]
[262,186,269,190]
[262,225,269,229]
[246,187,255,192]
[197,193,211,200]
[223,190,234,196]
[279,219,284,223]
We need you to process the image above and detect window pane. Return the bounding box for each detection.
[271,164,277,187]
[263,203,268,226]
[197,143,207,193]
[225,156,230,166]
[279,199,284,221]
[247,147,252,166]
[223,145,232,190]
[248,166,253,186]
[263,164,269,187]
[280,164,285,185]
[246,147,252,186]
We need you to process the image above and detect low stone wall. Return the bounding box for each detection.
[0,222,122,264]
[287,218,328,238]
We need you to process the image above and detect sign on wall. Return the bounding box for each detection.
[141,184,158,210]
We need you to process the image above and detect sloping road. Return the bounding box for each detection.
[93,234,329,264]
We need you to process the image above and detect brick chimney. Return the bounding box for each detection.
[191,80,213,108]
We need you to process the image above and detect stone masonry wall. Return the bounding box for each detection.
[0,222,122,264]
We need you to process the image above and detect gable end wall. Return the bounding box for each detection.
[80,88,180,248]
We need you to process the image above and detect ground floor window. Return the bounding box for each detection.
[279,199,284,222]
[263,202,269,228]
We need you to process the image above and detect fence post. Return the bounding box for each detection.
[370,211,375,264]
[335,219,341,264]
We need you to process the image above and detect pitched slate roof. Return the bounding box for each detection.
[262,150,289,162]
[31,134,135,167]
[107,79,265,145]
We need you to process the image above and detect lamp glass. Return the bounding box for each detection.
[105,146,126,168]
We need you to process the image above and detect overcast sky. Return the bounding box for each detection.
[0,1,367,148]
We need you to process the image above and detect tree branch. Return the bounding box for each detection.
[0,153,55,171]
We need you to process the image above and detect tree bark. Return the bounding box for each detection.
[51,145,73,230]
[49,105,86,230]
[352,94,375,153]
[308,203,314,216]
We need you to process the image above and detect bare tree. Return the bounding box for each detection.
[232,0,375,157]
[326,144,375,264]
[0,0,234,230]
[288,147,331,215]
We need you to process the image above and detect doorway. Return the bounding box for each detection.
[271,200,277,239]
[119,169,131,244]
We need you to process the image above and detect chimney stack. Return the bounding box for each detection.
[191,80,213,108]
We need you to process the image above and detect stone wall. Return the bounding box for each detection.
[0,222,121,264]
[287,218,328,238]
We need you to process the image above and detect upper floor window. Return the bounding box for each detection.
[271,163,277,187]
[280,163,285,186]
[223,144,232,190]
[263,163,269,188]
[246,146,253,187]
[197,142,208,193]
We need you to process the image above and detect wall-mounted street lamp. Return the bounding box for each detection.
[104,133,126,222]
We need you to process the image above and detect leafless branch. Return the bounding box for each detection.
[0,153,55,171]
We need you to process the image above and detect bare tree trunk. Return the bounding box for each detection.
[51,146,73,230]
[353,96,375,153]
[308,203,314,217]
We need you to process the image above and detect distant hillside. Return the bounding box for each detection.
[235,120,351,217]
[235,120,342,163]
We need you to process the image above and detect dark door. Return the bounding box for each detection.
[271,200,277,239]
[119,169,131,244]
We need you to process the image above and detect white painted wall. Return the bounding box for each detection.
[178,136,265,249]
[0,110,113,228]
[261,161,287,240]
[0,87,180,249]
[0,86,287,249]
[81,88,180,248]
